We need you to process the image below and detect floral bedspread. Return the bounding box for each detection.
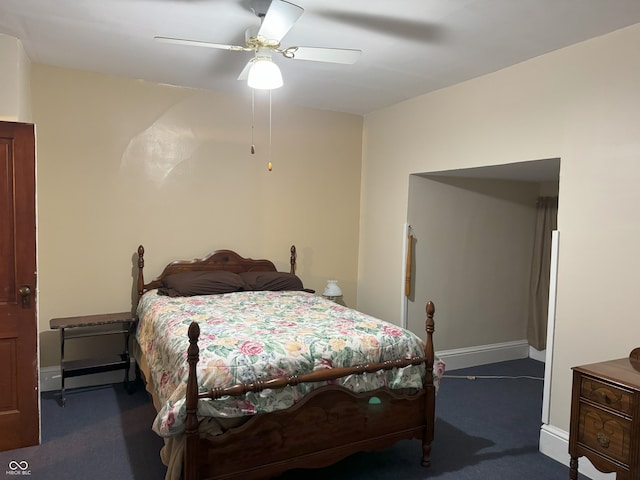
[136,290,445,437]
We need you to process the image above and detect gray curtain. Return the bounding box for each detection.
[527,196,558,350]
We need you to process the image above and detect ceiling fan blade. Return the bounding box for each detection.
[282,46,361,64]
[237,59,255,81]
[155,36,248,52]
[258,0,303,43]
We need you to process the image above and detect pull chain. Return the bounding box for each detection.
[249,89,274,171]
[268,89,273,171]
[250,88,256,154]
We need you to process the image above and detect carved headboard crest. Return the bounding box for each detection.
[136,245,297,300]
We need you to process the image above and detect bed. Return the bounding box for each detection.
[134,245,443,480]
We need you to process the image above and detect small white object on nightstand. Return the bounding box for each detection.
[322,280,343,302]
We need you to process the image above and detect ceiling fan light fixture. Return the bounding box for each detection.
[247,58,283,90]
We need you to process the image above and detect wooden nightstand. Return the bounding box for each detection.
[569,348,640,479]
[50,312,136,406]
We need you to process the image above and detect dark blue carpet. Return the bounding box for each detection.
[0,383,166,479]
[279,358,586,480]
[0,359,586,479]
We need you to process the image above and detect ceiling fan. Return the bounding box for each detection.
[155,0,362,90]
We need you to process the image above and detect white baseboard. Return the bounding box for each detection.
[436,339,530,371]
[40,362,136,392]
[539,424,615,480]
[529,346,546,362]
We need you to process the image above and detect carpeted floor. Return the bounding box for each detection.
[0,358,588,479]
[279,358,587,480]
[0,383,166,479]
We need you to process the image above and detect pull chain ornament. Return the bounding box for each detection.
[250,88,256,154]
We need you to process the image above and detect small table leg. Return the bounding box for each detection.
[123,323,134,393]
[123,360,135,393]
[60,328,66,407]
[61,378,66,407]
[569,456,578,480]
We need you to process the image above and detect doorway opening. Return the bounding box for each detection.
[404,157,560,422]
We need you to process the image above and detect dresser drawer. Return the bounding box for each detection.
[578,402,631,464]
[581,377,633,415]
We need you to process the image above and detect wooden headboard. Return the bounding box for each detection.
[136,245,297,300]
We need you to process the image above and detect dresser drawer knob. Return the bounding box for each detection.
[597,432,610,448]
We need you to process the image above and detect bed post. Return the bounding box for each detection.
[137,245,145,301]
[290,245,296,274]
[422,300,436,467]
[184,322,200,480]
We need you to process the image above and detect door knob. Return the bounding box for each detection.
[18,285,32,308]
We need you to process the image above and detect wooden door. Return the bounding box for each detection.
[0,121,39,450]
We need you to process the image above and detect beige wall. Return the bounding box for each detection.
[0,33,32,122]
[407,176,539,351]
[31,64,363,367]
[359,21,640,436]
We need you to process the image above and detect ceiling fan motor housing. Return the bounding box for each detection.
[251,0,272,19]
[245,25,279,49]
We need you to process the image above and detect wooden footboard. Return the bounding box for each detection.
[183,301,436,480]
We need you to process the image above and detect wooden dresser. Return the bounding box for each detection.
[569,349,640,479]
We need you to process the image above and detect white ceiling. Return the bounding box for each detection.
[2,0,640,115]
